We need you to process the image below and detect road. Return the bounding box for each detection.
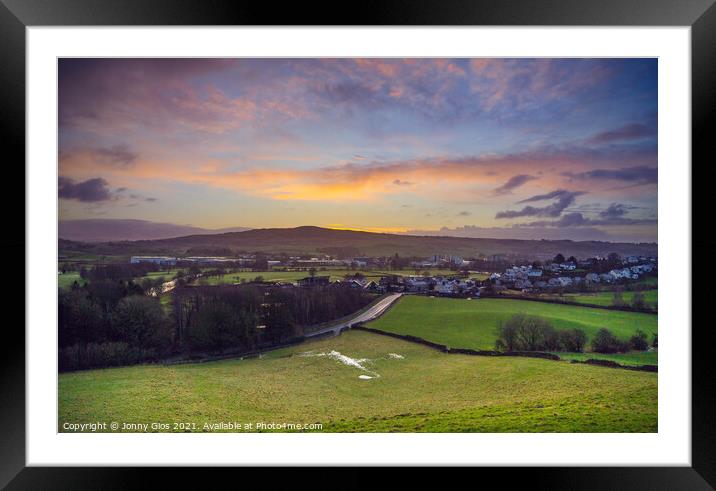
[305,293,402,338]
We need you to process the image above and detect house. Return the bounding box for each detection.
[585,273,600,283]
[405,276,432,293]
[600,273,616,283]
[363,280,384,293]
[344,279,366,289]
[514,279,533,290]
[434,279,455,295]
[297,276,331,287]
[548,277,573,287]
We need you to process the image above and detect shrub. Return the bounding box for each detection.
[629,330,649,351]
[496,315,585,352]
[632,292,646,309]
[558,328,588,352]
[611,290,625,307]
[591,328,630,354]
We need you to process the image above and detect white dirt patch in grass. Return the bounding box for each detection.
[358,375,373,380]
[299,350,380,378]
[387,353,404,359]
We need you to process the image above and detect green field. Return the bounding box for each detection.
[137,269,183,283]
[58,330,657,433]
[58,272,85,289]
[58,270,179,289]
[367,296,657,362]
[537,290,657,308]
[633,276,658,287]
[199,268,477,285]
[555,350,658,366]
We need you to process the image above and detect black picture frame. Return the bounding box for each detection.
[2,0,712,487]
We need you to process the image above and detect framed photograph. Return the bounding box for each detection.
[6,0,713,486]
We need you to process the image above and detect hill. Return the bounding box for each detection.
[59,329,657,433]
[58,225,657,260]
[59,219,251,242]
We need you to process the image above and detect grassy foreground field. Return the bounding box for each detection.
[59,330,657,432]
[367,296,658,365]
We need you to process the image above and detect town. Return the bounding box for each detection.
[125,251,657,300]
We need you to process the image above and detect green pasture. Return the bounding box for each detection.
[538,290,658,308]
[58,272,85,289]
[367,296,657,356]
[198,268,470,285]
[58,330,656,433]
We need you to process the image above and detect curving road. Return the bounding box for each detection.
[305,293,402,338]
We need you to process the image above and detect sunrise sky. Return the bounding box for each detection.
[58,58,657,243]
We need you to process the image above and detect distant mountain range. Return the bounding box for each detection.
[58,225,658,260]
[59,219,251,242]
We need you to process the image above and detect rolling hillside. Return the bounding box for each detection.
[58,226,658,259]
[59,330,657,432]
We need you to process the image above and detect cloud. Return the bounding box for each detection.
[563,165,657,184]
[120,189,158,203]
[588,123,654,144]
[496,189,585,219]
[92,144,138,166]
[492,174,537,195]
[516,212,657,228]
[58,177,158,204]
[393,179,412,186]
[599,203,629,218]
[60,144,138,168]
[406,224,612,241]
[457,211,471,216]
[59,58,308,135]
[58,177,112,202]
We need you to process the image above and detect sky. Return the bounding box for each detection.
[58,58,658,243]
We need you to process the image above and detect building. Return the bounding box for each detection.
[585,273,600,283]
[297,276,331,287]
[130,256,177,265]
[183,256,234,264]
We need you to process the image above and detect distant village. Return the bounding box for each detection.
[129,251,657,298]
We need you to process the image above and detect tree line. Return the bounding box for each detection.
[495,314,657,354]
[173,284,374,352]
[59,274,374,371]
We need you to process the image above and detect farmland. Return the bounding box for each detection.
[58,268,488,290]
[199,269,487,285]
[58,329,657,433]
[367,296,657,365]
[555,351,658,366]
[58,272,85,289]
[529,290,657,308]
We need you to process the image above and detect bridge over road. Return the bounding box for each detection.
[304,293,402,339]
